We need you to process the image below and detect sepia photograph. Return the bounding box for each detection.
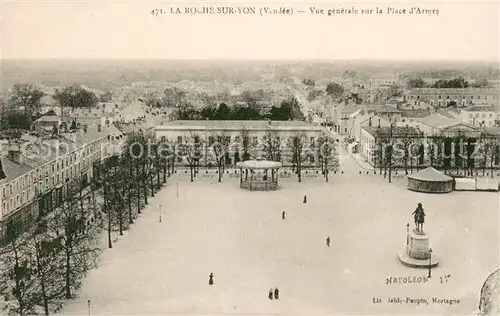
[0,0,499,315]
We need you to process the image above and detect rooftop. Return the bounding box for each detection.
[363,125,422,137]
[236,159,282,170]
[462,106,498,112]
[399,109,432,118]
[407,167,453,182]
[35,115,61,122]
[409,88,500,94]
[415,114,459,128]
[0,156,34,183]
[156,120,321,131]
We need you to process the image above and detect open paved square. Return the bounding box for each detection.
[62,173,499,315]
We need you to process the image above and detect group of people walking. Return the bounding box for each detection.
[268,287,279,300]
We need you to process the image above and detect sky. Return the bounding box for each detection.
[1,1,499,61]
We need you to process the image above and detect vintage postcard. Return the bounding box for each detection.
[0,0,499,315]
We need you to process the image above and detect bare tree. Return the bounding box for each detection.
[179,134,204,182]
[212,133,230,182]
[240,129,251,161]
[0,235,35,316]
[25,219,66,315]
[263,130,281,161]
[50,179,100,299]
[316,134,339,182]
[287,132,310,182]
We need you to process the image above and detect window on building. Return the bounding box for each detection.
[469,114,473,118]
[438,95,441,99]
[177,136,182,143]
[235,136,240,143]
[252,136,258,146]
[161,136,166,142]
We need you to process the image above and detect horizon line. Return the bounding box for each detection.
[2,57,499,63]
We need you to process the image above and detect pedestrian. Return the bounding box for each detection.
[209,273,214,285]
[282,211,286,220]
[303,195,307,204]
[326,236,331,247]
[268,288,273,300]
[274,287,279,300]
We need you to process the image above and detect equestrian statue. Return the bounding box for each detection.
[412,203,425,233]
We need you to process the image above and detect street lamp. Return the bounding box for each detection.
[406,223,410,246]
[428,248,433,278]
[159,204,162,223]
[87,299,91,316]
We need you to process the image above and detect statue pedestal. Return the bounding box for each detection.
[399,229,439,268]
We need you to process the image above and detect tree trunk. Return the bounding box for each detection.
[34,239,50,316]
[106,187,112,248]
[65,247,72,298]
[297,162,302,182]
[190,165,194,182]
[325,165,329,183]
[143,166,148,205]
[12,245,25,316]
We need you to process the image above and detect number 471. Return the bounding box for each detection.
[151,9,164,16]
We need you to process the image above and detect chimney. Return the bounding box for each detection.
[378,118,381,128]
[7,142,22,164]
[0,158,6,181]
[368,117,372,127]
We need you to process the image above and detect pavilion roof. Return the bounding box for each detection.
[407,167,453,182]
[236,159,282,170]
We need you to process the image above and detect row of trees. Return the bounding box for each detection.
[406,77,489,89]
[0,131,169,315]
[159,130,339,183]
[372,133,500,182]
[175,96,305,121]
[6,84,102,117]
[1,84,107,136]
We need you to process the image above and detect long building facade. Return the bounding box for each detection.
[0,124,124,244]
[405,88,500,107]
[153,120,325,167]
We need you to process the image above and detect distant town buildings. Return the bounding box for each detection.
[460,106,500,128]
[404,88,500,107]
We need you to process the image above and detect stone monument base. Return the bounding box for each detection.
[399,252,439,268]
[399,228,439,268]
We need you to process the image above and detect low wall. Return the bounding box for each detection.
[476,178,500,191]
[455,178,477,191]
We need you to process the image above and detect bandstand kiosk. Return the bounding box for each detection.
[236,158,282,191]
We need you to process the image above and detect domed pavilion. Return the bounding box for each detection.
[236,158,282,191]
[407,167,454,193]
